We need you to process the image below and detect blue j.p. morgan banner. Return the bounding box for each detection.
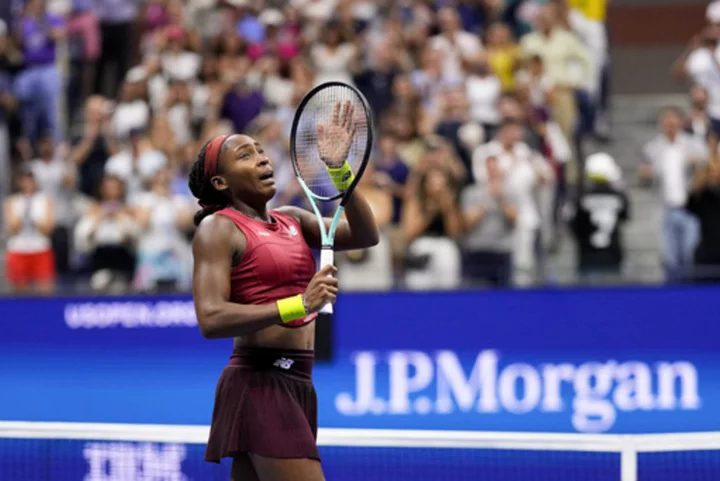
[1,286,719,434]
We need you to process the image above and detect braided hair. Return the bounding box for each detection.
[188,140,229,226]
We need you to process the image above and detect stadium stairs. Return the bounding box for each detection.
[546,94,688,286]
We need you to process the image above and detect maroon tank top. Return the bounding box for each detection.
[215,208,318,327]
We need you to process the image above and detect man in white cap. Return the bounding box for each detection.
[568,152,629,285]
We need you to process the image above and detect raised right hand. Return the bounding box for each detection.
[303,264,339,313]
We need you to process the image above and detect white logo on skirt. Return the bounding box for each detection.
[274,358,294,370]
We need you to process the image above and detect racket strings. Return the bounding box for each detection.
[294,85,369,200]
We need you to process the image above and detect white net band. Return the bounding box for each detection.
[1,421,720,481]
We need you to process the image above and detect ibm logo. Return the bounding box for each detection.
[83,442,187,481]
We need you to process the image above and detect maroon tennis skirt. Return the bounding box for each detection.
[204,348,319,463]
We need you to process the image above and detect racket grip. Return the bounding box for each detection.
[319,247,335,315]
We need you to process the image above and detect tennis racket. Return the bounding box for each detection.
[290,82,374,315]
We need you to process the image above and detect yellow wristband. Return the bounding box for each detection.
[277,294,307,323]
[326,161,355,192]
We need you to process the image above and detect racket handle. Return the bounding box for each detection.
[319,247,335,315]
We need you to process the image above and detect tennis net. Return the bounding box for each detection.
[1,421,719,481]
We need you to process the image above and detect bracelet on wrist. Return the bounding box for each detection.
[276,294,308,324]
[326,160,355,192]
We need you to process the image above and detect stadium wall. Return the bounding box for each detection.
[606,1,704,94]
[1,287,719,434]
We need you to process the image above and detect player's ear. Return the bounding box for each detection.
[210,175,229,192]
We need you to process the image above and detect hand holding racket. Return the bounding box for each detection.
[303,264,340,313]
[290,82,374,315]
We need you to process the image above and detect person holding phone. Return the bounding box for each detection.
[74,175,139,292]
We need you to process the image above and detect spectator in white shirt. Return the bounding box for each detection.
[708,1,720,25]
[132,168,194,292]
[515,55,556,117]
[295,0,337,23]
[430,7,483,81]
[254,56,296,109]
[521,2,591,153]
[104,128,168,200]
[641,108,707,282]
[74,174,139,293]
[674,27,720,138]
[561,0,609,138]
[162,79,194,147]
[4,167,55,294]
[160,26,201,82]
[112,68,151,140]
[465,51,502,132]
[410,45,453,113]
[310,20,357,86]
[473,119,554,286]
[564,1,606,92]
[29,134,77,276]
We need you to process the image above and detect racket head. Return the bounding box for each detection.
[290,82,374,204]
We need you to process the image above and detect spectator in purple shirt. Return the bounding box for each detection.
[221,79,264,135]
[13,0,65,145]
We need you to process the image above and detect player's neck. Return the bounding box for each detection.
[230,201,272,223]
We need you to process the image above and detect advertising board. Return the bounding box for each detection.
[1,287,718,434]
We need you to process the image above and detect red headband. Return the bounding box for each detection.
[204,134,231,178]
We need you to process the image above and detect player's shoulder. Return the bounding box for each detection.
[193,212,250,260]
[199,210,237,229]
[274,205,306,224]
[194,212,241,247]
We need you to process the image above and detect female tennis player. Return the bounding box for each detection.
[190,101,378,481]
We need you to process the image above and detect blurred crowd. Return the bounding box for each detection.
[0,0,624,294]
[645,1,720,285]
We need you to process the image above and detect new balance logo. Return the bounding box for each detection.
[287,225,298,237]
[258,231,271,237]
[274,358,294,370]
